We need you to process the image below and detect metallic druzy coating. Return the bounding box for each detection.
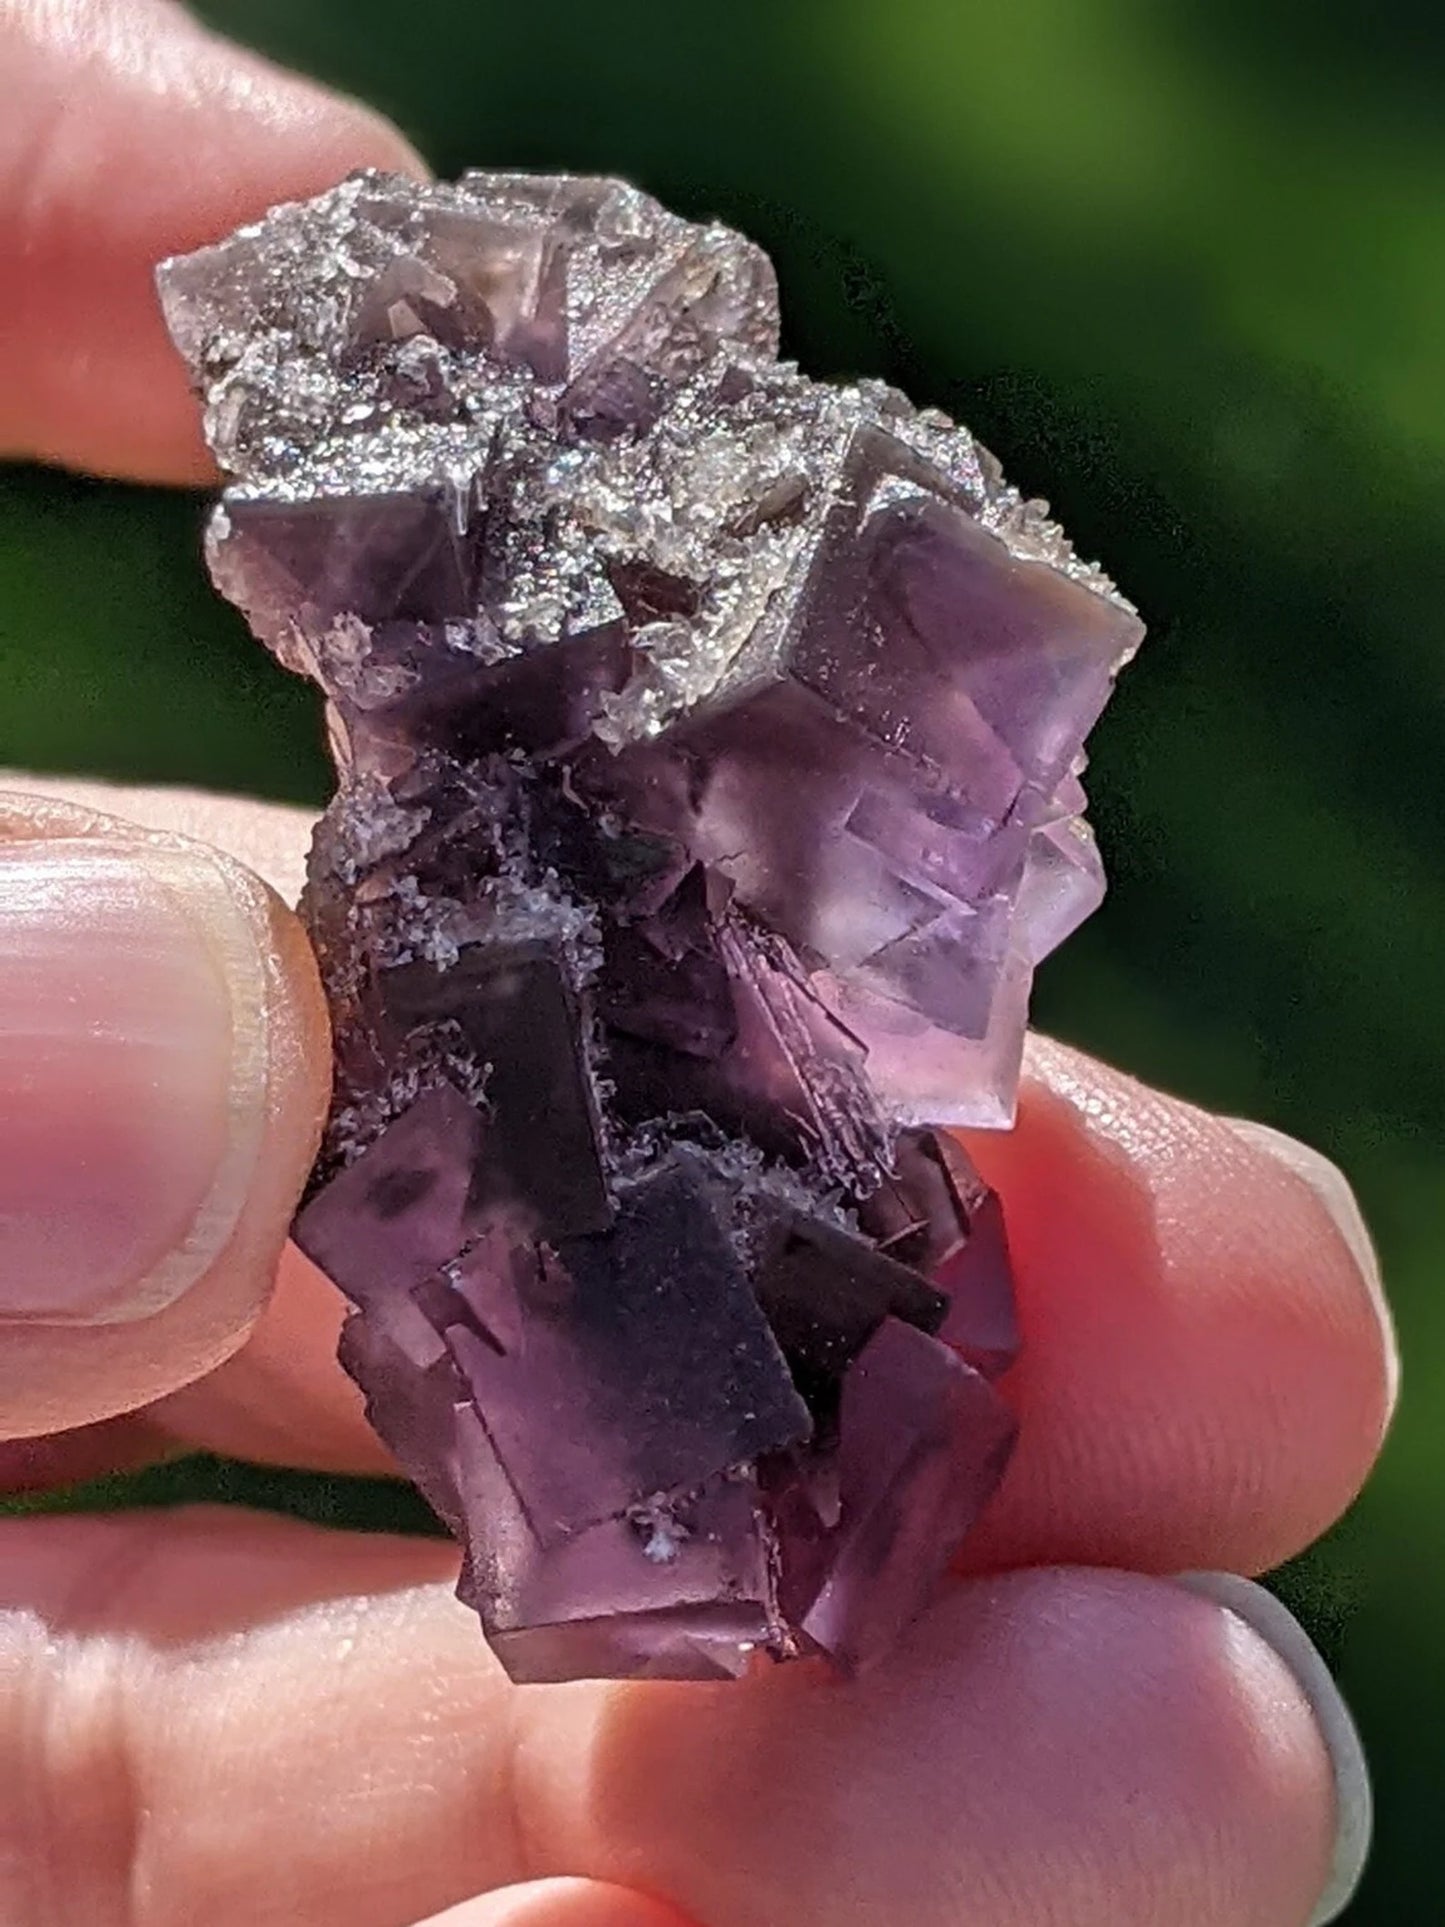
[158,171,1142,1683]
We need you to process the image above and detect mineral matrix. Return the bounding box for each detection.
[158,171,1143,1683]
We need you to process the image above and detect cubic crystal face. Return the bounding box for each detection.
[158,171,1142,1682]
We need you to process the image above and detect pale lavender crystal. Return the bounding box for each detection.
[795,1318,1017,1673]
[157,171,1142,1682]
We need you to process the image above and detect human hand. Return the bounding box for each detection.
[0,5,1398,1924]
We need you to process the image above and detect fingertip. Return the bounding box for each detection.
[195,30,429,190]
[959,1034,1395,1576]
[0,778,392,1479]
[0,0,429,480]
[1223,1115,1399,1424]
[410,1879,698,1927]
[0,789,330,1436]
[1173,1572,1371,1927]
[518,1567,1338,1927]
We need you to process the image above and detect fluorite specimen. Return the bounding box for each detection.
[157,172,1142,1683]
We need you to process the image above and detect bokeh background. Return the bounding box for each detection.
[2,1,1441,1916]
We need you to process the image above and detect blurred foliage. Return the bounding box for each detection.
[1,0,1441,1916]
[3,1450,446,1537]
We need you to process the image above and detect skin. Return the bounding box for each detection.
[0,3,1399,1923]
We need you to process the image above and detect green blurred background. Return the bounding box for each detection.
[2,0,1441,1916]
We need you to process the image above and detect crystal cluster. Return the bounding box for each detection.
[158,172,1142,1683]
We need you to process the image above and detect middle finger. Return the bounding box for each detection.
[142,1036,1394,1583]
[0,1508,1339,1927]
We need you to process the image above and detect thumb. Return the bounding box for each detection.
[0,787,330,1437]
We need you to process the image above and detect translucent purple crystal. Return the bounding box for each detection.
[157,172,1142,1681]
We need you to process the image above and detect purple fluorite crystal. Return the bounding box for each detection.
[157,172,1142,1682]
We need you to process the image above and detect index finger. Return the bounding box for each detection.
[0,0,425,483]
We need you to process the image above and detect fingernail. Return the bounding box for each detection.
[0,837,270,1326]
[1225,1117,1398,1407]
[1174,1571,1371,1925]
